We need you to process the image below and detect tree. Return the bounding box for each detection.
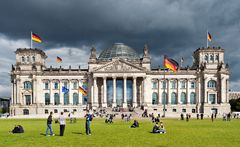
[229,98,240,111]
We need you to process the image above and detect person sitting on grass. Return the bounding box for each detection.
[152,122,166,134]
[131,120,139,128]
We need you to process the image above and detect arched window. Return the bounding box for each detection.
[23,109,29,115]
[22,56,25,62]
[161,92,167,104]
[152,81,157,89]
[32,56,35,62]
[45,93,50,105]
[190,92,196,104]
[171,92,177,105]
[152,92,158,105]
[73,93,79,105]
[64,93,69,105]
[54,93,60,105]
[208,80,216,88]
[24,81,32,89]
[181,92,187,104]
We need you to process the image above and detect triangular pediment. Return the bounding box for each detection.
[94,59,145,72]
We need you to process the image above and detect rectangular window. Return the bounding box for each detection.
[45,83,49,89]
[180,81,186,89]
[73,82,78,89]
[161,81,167,89]
[54,82,59,89]
[64,82,68,88]
[171,81,176,89]
[191,82,195,89]
[172,109,177,112]
[152,81,157,89]
[25,95,31,105]
[182,109,186,113]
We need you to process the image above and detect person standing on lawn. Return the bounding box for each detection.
[85,110,92,135]
[58,112,66,136]
[46,112,55,136]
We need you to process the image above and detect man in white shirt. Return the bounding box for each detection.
[58,112,66,136]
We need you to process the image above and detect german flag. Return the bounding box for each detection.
[207,32,212,42]
[56,56,62,63]
[32,33,42,43]
[164,56,179,73]
[79,86,87,95]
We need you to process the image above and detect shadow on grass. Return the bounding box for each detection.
[72,132,84,135]
[40,133,60,136]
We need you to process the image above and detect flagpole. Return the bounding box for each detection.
[207,30,208,48]
[30,31,32,49]
[163,55,166,118]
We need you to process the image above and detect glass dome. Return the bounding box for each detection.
[98,43,139,61]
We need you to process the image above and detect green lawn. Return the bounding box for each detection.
[0,118,240,147]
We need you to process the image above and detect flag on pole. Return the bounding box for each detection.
[79,86,87,95]
[62,86,69,94]
[164,56,179,73]
[56,56,62,63]
[31,33,42,43]
[207,32,212,42]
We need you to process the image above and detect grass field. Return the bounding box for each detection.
[0,118,240,147]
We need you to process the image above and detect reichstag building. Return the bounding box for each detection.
[10,43,230,116]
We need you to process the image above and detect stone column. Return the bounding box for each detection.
[103,77,107,107]
[50,80,54,105]
[133,77,137,107]
[16,79,21,105]
[186,80,189,104]
[112,77,116,107]
[158,79,161,105]
[204,78,208,103]
[93,77,98,107]
[69,80,73,105]
[123,76,127,108]
[78,80,82,105]
[177,79,180,104]
[167,80,171,104]
[11,81,14,104]
[221,77,225,104]
[143,77,147,105]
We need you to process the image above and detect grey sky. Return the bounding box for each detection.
[0,0,240,96]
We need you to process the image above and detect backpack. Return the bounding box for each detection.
[90,115,93,121]
[12,125,24,133]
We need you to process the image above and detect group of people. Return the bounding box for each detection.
[121,113,132,122]
[45,110,93,136]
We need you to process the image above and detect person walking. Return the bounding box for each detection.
[46,112,55,136]
[58,112,66,136]
[211,113,214,122]
[85,110,92,135]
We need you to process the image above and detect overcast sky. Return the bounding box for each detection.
[0,0,240,97]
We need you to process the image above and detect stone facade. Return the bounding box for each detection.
[10,44,230,117]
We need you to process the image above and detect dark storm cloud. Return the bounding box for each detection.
[0,0,240,94]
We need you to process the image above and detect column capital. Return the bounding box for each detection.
[112,76,116,79]
[123,76,127,79]
[103,77,107,80]
[133,76,137,80]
